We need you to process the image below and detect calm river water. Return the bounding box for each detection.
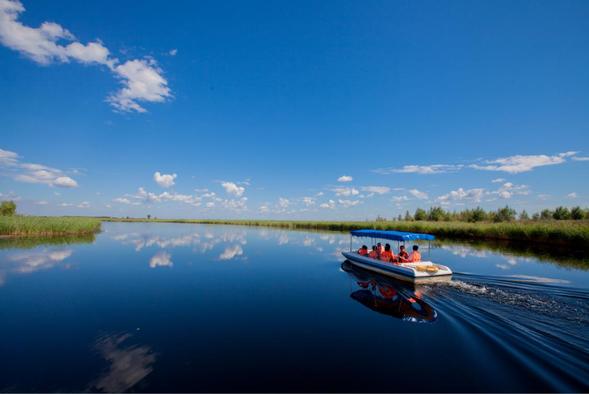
[0,222,588,392]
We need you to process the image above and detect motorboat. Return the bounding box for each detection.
[341,229,452,284]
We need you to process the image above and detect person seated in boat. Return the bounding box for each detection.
[397,245,409,262]
[408,245,421,262]
[358,245,369,255]
[376,242,384,255]
[379,243,395,262]
[368,245,378,259]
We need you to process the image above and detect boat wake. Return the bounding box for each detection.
[421,273,589,392]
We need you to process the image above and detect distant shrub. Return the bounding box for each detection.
[414,208,427,221]
[571,206,585,220]
[540,209,553,220]
[0,200,16,216]
[492,206,517,222]
[553,206,571,220]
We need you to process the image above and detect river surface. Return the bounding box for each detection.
[0,222,588,392]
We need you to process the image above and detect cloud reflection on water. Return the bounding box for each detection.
[149,251,172,268]
[0,247,73,286]
[92,333,156,393]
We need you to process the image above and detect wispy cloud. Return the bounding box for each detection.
[319,200,336,209]
[469,152,575,174]
[337,175,353,182]
[0,0,170,112]
[408,188,428,200]
[361,186,390,195]
[374,164,463,175]
[338,199,361,208]
[436,182,528,205]
[0,148,78,188]
[374,151,586,177]
[332,187,359,197]
[437,188,486,204]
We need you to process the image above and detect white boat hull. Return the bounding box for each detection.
[342,251,452,283]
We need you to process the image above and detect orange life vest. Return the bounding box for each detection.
[379,250,393,261]
[358,248,368,255]
[410,251,421,262]
[368,250,378,259]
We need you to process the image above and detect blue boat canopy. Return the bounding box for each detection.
[350,229,435,242]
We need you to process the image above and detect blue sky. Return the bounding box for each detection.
[1,0,588,219]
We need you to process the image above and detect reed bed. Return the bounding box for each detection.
[0,216,102,237]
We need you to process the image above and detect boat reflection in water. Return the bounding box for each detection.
[341,261,437,323]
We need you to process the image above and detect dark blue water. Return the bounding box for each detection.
[0,223,587,392]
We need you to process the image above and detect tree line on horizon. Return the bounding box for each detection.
[380,205,589,223]
[1,199,588,223]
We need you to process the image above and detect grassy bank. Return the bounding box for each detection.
[104,217,589,250]
[0,216,102,237]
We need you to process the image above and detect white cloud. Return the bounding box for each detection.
[77,201,90,208]
[278,197,289,209]
[168,48,177,56]
[153,171,177,188]
[338,199,360,208]
[437,188,486,204]
[567,192,577,199]
[333,187,359,197]
[0,0,170,112]
[0,148,79,188]
[302,197,316,207]
[572,156,589,161]
[391,195,409,203]
[319,199,336,209]
[117,187,202,207]
[53,176,77,188]
[435,182,528,205]
[218,197,248,211]
[337,175,353,182]
[375,164,463,175]
[108,59,171,113]
[221,181,245,197]
[149,251,172,268]
[408,188,428,200]
[0,148,18,164]
[470,152,573,174]
[361,186,390,195]
[491,178,506,183]
[492,182,529,199]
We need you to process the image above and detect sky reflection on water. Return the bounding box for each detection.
[0,222,587,392]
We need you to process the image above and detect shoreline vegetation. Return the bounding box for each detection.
[102,217,589,252]
[0,200,588,253]
[0,216,101,238]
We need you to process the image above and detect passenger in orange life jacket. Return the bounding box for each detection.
[408,245,421,262]
[358,245,368,255]
[368,245,378,259]
[397,245,409,262]
[376,242,384,255]
[379,243,395,262]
